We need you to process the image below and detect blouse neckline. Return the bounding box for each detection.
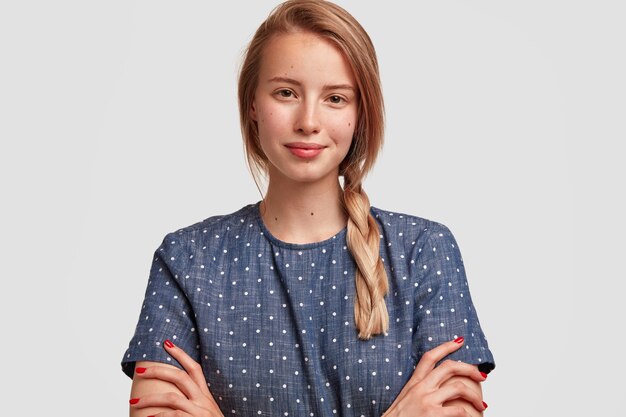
[252,201,348,250]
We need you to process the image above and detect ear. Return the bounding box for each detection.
[250,100,258,122]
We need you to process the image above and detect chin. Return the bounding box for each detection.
[288,174,326,184]
[284,169,336,185]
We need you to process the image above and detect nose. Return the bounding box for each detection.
[294,100,321,135]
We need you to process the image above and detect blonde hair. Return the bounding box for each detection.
[238,0,388,340]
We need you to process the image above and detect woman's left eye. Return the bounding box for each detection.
[329,95,344,104]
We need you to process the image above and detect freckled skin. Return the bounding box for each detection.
[250,32,358,185]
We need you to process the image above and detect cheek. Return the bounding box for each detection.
[329,114,357,146]
[257,102,291,136]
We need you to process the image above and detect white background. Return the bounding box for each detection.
[1,1,624,415]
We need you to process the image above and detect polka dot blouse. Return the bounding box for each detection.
[121,202,495,416]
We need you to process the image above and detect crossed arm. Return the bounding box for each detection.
[128,338,487,417]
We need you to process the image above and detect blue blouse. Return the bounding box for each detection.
[121,202,495,416]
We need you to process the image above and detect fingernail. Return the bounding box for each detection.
[483,401,489,409]
[164,339,175,348]
[480,371,488,379]
[453,336,464,344]
[135,367,146,374]
[129,398,140,405]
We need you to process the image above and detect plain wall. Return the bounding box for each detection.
[1,1,624,415]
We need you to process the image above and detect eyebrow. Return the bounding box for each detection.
[268,76,355,92]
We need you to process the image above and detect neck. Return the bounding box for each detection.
[260,174,348,244]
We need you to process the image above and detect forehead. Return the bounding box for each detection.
[259,31,356,86]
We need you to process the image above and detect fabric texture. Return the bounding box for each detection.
[121,202,495,416]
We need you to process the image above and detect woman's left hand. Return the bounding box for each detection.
[129,340,224,417]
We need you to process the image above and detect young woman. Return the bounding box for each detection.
[122,1,495,416]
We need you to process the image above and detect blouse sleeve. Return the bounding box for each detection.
[411,224,495,374]
[120,233,201,379]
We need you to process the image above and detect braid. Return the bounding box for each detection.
[342,171,389,340]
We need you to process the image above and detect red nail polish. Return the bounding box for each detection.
[483,401,488,409]
[480,371,488,379]
[164,339,175,348]
[129,398,140,405]
[454,336,464,344]
[135,367,146,374]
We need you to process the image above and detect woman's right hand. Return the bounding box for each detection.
[382,337,488,417]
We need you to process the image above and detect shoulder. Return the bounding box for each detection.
[370,205,457,247]
[166,203,257,239]
[155,203,259,257]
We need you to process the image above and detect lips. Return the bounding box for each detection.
[285,142,326,159]
[285,142,325,150]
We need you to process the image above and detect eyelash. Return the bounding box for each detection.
[275,89,347,105]
[277,89,294,98]
[328,95,344,104]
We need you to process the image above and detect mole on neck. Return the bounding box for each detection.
[260,185,347,244]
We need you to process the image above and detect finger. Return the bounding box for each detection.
[424,360,487,389]
[411,337,465,383]
[431,380,487,413]
[135,365,205,402]
[162,340,221,411]
[129,391,201,415]
[440,406,472,417]
[390,337,466,407]
[148,411,193,417]
[163,340,211,396]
